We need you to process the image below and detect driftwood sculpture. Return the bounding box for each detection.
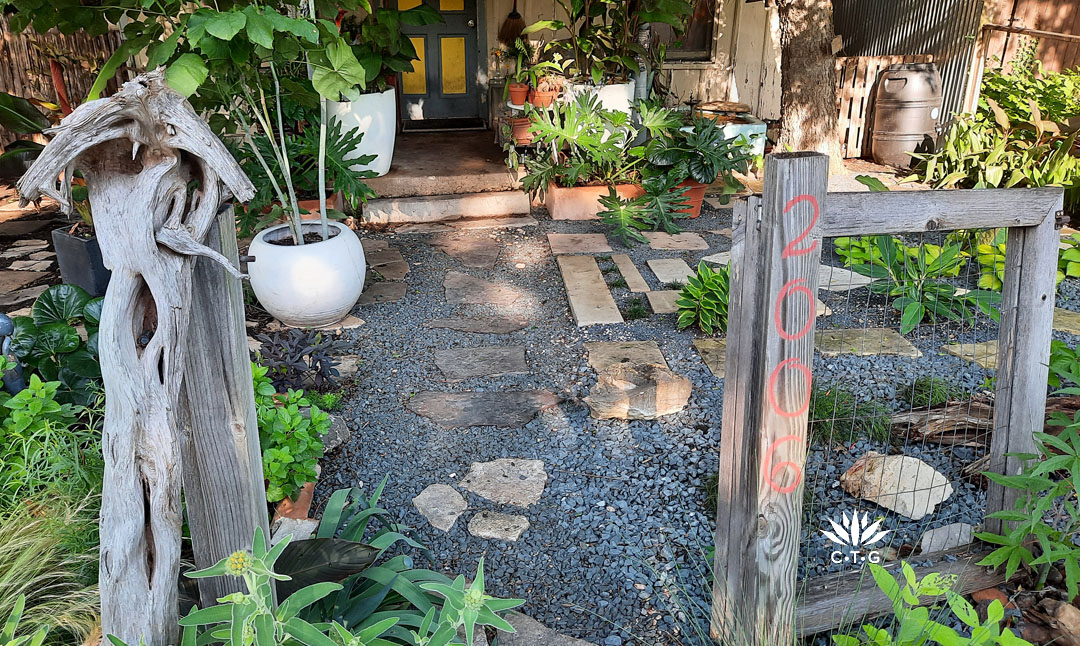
[17,70,257,645]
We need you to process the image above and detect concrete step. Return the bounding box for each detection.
[362,191,530,225]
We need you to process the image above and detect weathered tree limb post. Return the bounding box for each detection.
[711,152,828,645]
[17,70,256,646]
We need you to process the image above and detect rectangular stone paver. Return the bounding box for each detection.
[585,341,667,371]
[646,290,680,314]
[1054,308,1080,335]
[647,258,695,286]
[359,281,406,305]
[693,339,727,378]
[445,271,521,305]
[643,232,709,250]
[434,346,528,379]
[942,340,998,371]
[701,251,730,266]
[815,328,922,358]
[547,233,612,255]
[557,255,623,326]
[611,254,649,292]
[407,390,559,428]
[818,265,873,292]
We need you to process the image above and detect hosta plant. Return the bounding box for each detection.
[1049,340,1080,388]
[976,228,1066,291]
[676,262,730,335]
[1060,232,1080,280]
[834,236,884,267]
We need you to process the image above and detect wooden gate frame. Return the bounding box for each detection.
[710,152,1064,644]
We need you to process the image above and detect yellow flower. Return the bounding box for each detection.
[226,551,251,576]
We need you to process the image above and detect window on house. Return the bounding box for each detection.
[652,0,717,61]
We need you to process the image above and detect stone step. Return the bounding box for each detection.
[362,191,530,225]
[611,254,649,292]
[557,255,623,326]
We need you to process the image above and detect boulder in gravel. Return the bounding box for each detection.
[467,511,530,541]
[407,390,559,428]
[322,414,351,452]
[919,522,974,554]
[499,612,596,646]
[584,362,691,420]
[840,452,953,520]
[270,517,318,545]
[460,458,547,506]
[412,484,467,532]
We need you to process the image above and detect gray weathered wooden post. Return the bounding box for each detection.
[711,152,828,645]
[17,70,264,645]
[986,196,1062,533]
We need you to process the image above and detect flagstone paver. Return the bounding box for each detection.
[27,251,55,261]
[1054,307,1080,335]
[434,346,528,379]
[701,251,730,266]
[413,484,467,532]
[425,315,529,334]
[693,339,727,378]
[358,281,406,305]
[11,239,49,249]
[643,232,709,250]
[432,235,502,269]
[444,271,521,306]
[611,254,649,292]
[704,198,725,210]
[366,248,409,280]
[556,255,623,326]
[584,341,667,371]
[942,340,998,371]
[0,284,48,308]
[0,270,46,293]
[407,391,559,428]
[0,220,49,236]
[646,290,680,314]
[361,239,389,254]
[393,216,538,234]
[467,511,530,541]
[546,233,612,255]
[818,265,872,292]
[815,328,922,357]
[459,458,547,506]
[646,258,695,285]
[8,259,52,272]
[312,314,365,332]
[708,228,733,237]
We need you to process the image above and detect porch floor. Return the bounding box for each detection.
[366,131,520,199]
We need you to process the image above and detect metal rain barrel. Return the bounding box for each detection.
[871,62,943,169]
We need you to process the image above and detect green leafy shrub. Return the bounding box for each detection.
[10,285,102,406]
[898,376,967,408]
[676,261,730,335]
[977,410,1080,601]
[976,234,1009,291]
[981,64,1080,124]
[852,236,999,334]
[832,562,1030,646]
[1049,340,1080,388]
[1059,232,1080,280]
[253,363,329,502]
[834,236,884,267]
[809,384,890,444]
[644,114,749,194]
[596,186,651,246]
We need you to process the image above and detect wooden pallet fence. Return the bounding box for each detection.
[835,54,934,159]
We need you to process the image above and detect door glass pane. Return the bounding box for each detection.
[399,0,421,9]
[653,0,716,61]
[402,36,427,94]
[441,36,467,95]
[440,0,464,9]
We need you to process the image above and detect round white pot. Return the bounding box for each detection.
[248,222,367,328]
[327,88,396,177]
[564,80,637,115]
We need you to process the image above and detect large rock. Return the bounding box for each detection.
[444,271,521,305]
[919,522,975,554]
[460,458,547,507]
[584,363,691,420]
[434,346,528,380]
[407,391,559,428]
[840,452,953,520]
[412,484,467,532]
[467,511,530,541]
[499,613,596,646]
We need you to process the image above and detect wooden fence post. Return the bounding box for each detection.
[986,196,1062,534]
[711,152,828,645]
[179,205,269,606]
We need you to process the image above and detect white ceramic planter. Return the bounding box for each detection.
[564,80,637,115]
[327,88,396,177]
[248,222,367,328]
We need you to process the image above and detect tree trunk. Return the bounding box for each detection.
[776,0,843,171]
[16,70,255,646]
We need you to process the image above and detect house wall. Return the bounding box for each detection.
[985,0,1080,72]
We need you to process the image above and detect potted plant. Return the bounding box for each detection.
[645,115,753,218]
[505,38,532,105]
[50,183,112,296]
[331,4,442,177]
[528,70,564,108]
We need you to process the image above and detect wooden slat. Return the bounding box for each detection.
[796,547,1005,636]
[712,153,828,645]
[986,194,1062,534]
[821,187,1062,237]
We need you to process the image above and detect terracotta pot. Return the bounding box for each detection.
[545,182,645,220]
[528,88,558,107]
[510,117,535,145]
[507,82,530,105]
[273,480,316,522]
[674,178,709,218]
[295,193,344,220]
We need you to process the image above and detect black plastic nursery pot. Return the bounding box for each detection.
[51,227,111,297]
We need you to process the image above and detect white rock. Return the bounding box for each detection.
[270,517,319,545]
[919,522,975,554]
[467,511,530,542]
[412,484,467,532]
[460,458,547,507]
[840,452,953,520]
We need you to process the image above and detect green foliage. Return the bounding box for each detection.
[644,115,751,187]
[638,172,691,235]
[809,384,890,444]
[315,391,344,411]
[834,236,884,267]
[980,64,1080,124]
[1049,340,1080,389]
[851,236,999,334]
[0,92,50,135]
[832,562,1030,646]
[10,285,102,406]
[855,174,890,192]
[339,4,443,93]
[420,559,524,646]
[676,262,729,335]
[977,410,1080,601]
[976,231,1008,291]
[621,297,648,321]
[253,363,329,502]
[596,187,650,246]
[899,376,967,409]
[1,596,48,646]
[1059,232,1080,281]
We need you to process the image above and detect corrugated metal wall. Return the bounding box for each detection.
[833,0,985,117]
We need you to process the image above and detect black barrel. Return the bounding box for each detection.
[871,62,943,169]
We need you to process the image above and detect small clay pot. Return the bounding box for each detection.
[528,88,559,107]
[510,117,535,145]
[507,82,530,105]
[674,178,709,218]
[273,480,316,522]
